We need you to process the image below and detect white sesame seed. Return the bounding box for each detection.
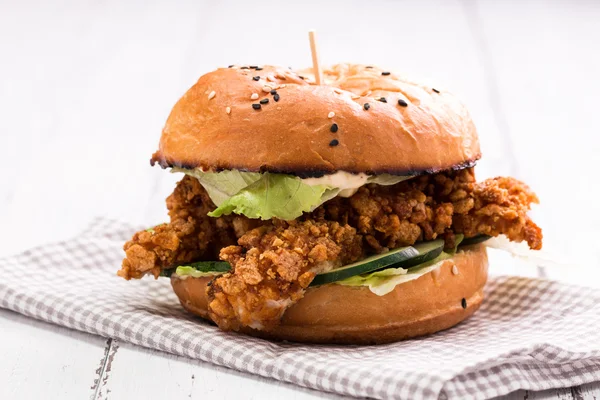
[262,86,272,93]
[251,93,259,100]
[280,84,287,88]
[267,75,277,82]
[351,94,360,100]
[208,91,216,100]
[226,107,231,114]
[333,88,342,94]
[452,265,459,275]
[276,106,282,111]
[328,111,335,118]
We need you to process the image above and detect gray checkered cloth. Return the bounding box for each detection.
[1,218,599,399]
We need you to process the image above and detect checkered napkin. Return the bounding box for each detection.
[1,218,599,400]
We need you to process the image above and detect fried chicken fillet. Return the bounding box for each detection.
[119,168,542,331]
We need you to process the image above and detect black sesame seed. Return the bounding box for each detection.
[255,67,263,71]
[364,103,370,110]
[252,104,261,110]
[381,71,391,76]
[260,98,269,104]
[397,99,408,107]
[207,280,212,286]
[228,65,234,68]
[252,76,260,81]
[329,139,339,147]
[270,89,277,95]
[273,94,280,102]
[299,75,305,80]
[461,298,467,309]
[250,65,258,69]
[378,97,387,103]
[330,123,339,133]
[241,66,249,69]
[365,66,373,69]
[432,88,440,93]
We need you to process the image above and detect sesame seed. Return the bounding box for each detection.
[378,97,387,103]
[365,66,373,69]
[273,94,280,102]
[451,265,459,275]
[381,71,391,76]
[280,84,287,88]
[397,99,408,107]
[328,111,335,118]
[260,98,269,104]
[241,66,249,69]
[364,103,370,110]
[329,139,339,147]
[333,88,342,94]
[433,88,440,93]
[330,123,338,133]
[299,75,305,80]
[255,67,263,71]
[251,93,259,100]
[228,65,234,68]
[267,75,276,82]
[252,76,260,81]
[250,65,258,69]
[351,94,360,100]
[208,91,216,100]
[262,86,272,93]
[461,298,467,309]
[252,104,261,110]
[276,106,282,110]
[226,107,231,114]
[270,89,277,95]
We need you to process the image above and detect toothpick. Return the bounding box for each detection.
[308,30,323,85]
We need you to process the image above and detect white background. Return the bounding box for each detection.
[1,0,599,399]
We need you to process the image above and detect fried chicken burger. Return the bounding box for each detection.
[119,64,542,344]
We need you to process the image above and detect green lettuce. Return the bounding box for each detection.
[173,168,411,221]
[175,266,225,278]
[173,168,261,205]
[338,235,464,296]
[209,173,329,220]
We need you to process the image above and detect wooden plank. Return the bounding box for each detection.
[96,340,341,400]
[0,309,108,400]
[495,382,600,400]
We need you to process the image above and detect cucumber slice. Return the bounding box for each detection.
[460,234,491,247]
[160,261,231,278]
[310,239,444,286]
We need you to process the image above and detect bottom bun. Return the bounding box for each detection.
[171,244,488,344]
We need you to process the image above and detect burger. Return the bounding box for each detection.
[118,64,542,344]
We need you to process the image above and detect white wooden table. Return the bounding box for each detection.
[1,1,599,398]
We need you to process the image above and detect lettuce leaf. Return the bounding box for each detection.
[173,168,411,221]
[175,266,226,278]
[173,168,261,205]
[208,173,329,220]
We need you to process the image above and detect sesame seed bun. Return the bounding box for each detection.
[151,64,481,177]
[170,245,488,344]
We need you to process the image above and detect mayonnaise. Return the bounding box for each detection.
[301,171,371,197]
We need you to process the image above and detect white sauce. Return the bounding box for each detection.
[302,171,371,198]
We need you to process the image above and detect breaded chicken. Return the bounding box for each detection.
[119,168,542,330]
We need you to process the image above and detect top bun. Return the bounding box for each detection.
[151,64,481,177]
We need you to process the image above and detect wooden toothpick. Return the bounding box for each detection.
[308,30,323,85]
